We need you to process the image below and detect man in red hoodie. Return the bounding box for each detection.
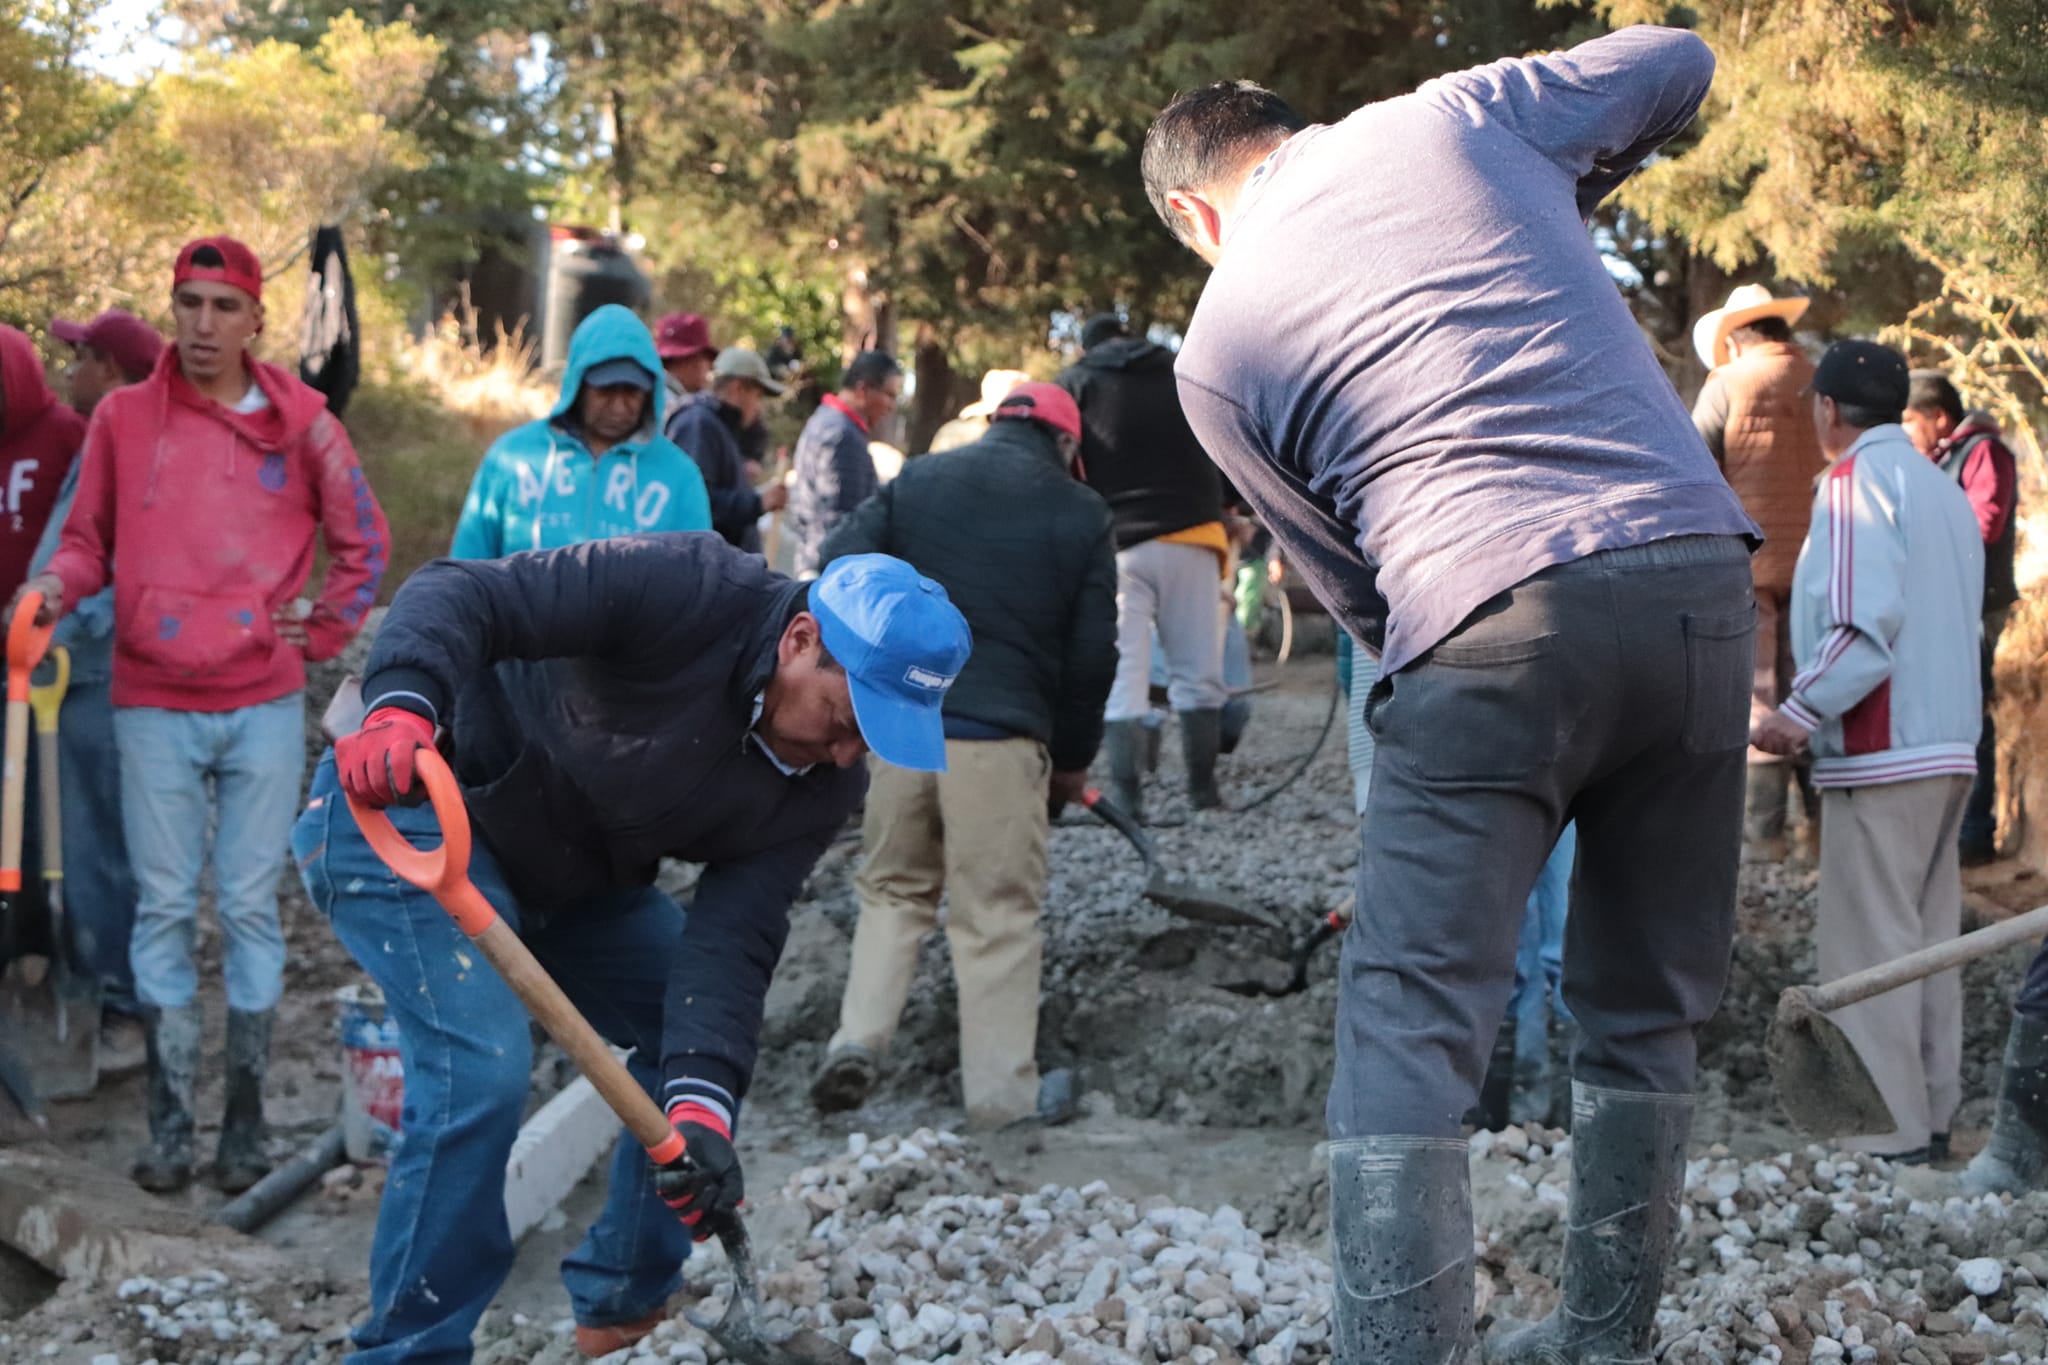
[0,325,85,596]
[13,236,390,1194]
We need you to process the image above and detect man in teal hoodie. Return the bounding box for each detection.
[452,305,711,557]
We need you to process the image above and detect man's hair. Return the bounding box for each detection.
[1833,401,1902,431]
[1142,81,1307,243]
[843,350,901,392]
[1728,317,1792,346]
[1907,370,1965,423]
[186,245,226,270]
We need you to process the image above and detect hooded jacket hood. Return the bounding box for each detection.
[155,341,333,454]
[0,325,61,439]
[1077,336,1175,373]
[551,304,666,436]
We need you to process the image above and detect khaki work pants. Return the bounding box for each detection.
[831,737,1051,1128]
[1817,774,1972,1154]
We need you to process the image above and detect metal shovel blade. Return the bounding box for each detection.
[1766,984,1897,1138]
[689,1216,860,1365]
[1142,871,1280,931]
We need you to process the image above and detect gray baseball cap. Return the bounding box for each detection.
[712,347,787,396]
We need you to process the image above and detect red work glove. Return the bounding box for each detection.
[335,707,436,809]
[653,1102,743,1241]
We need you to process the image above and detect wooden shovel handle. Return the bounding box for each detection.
[0,595,49,893]
[1809,902,2048,1012]
[345,749,686,1166]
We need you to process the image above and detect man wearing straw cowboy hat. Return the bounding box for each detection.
[928,368,1030,453]
[1692,284,1827,862]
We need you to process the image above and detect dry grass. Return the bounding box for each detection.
[393,305,553,443]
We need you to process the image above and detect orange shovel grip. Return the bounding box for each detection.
[6,594,54,704]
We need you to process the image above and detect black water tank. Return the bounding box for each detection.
[540,226,650,370]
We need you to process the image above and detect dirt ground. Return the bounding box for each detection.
[3,644,2044,1364]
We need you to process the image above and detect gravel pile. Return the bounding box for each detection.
[769,1129,1337,1365]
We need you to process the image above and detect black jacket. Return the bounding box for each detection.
[667,392,764,552]
[820,420,1118,770]
[360,533,864,1114]
[1056,337,1225,549]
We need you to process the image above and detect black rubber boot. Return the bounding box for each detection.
[1101,720,1146,822]
[1484,1084,1692,1365]
[133,1004,202,1194]
[1328,1136,1476,1364]
[1179,708,1224,811]
[214,1007,275,1194]
[1467,1020,1516,1133]
[1962,1012,2048,1196]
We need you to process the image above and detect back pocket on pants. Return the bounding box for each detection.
[1681,606,1757,754]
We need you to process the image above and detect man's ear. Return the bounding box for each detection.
[782,610,822,662]
[253,299,266,338]
[1168,191,1225,254]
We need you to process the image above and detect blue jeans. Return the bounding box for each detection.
[292,753,693,1364]
[61,673,138,1011]
[1508,823,1578,1075]
[116,695,303,1012]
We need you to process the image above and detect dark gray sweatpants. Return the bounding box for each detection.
[1329,535,1755,1138]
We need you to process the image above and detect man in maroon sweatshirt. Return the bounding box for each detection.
[0,325,84,596]
[14,236,390,1194]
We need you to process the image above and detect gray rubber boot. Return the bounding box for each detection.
[133,1004,203,1194]
[1328,1136,1477,1365]
[1484,1084,1692,1365]
[214,1007,275,1194]
[1179,708,1224,811]
[1742,763,1789,862]
[1101,720,1147,822]
[1961,1012,2048,1196]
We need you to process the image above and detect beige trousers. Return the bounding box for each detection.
[830,737,1051,1128]
[1817,774,1972,1153]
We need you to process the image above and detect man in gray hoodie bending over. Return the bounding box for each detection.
[1144,27,1758,1365]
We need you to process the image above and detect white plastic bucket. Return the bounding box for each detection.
[336,983,404,1163]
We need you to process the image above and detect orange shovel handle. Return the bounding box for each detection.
[6,593,53,703]
[344,748,686,1166]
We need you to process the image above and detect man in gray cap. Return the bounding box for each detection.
[666,347,791,554]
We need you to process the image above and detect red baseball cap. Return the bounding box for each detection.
[993,381,1083,442]
[51,309,165,380]
[653,312,716,361]
[173,235,264,302]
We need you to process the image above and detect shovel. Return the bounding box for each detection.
[0,592,55,1122]
[1080,788,1278,930]
[1222,893,1353,998]
[346,750,858,1365]
[1769,901,2048,1138]
[27,645,99,1097]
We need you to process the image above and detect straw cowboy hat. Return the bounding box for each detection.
[1692,284,1811,370]
[958,369,1031,418]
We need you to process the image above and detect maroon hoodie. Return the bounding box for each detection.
[0,327,84,597]
[47,345,389,711]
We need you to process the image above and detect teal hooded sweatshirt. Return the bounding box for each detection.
[451,304,712,558]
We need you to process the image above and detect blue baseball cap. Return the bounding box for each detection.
[810,555,972,772]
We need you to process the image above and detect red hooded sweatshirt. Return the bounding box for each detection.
[0,326,85,597]
[46,345,390,711]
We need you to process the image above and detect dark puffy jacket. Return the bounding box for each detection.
[819,420,1118,770]
[788,399,876,576]
[1056,337,1224,549]
[360,533,864,1114]
[667,392,765,553]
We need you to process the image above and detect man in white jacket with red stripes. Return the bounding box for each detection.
[1754,339,1984,1162]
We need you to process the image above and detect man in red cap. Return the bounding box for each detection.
[652,311,717,410]
[12,235,390,1195]
[23,309,164,1065]
[808,381,1119,1130]
[52,309,164,420]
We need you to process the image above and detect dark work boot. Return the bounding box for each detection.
[1328,1136,1476,1364]
[1101,720,1147,822]
[1742,763,1789,863]
[133,1004,202,1194]
[1179,708,1224,811]
[213,1007,275,1194]
[1484,1084,1692,1365]
[1962,1013,2048,1196]
[1466,1020,1515,1133]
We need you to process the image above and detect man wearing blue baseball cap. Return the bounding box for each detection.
[292,532,969,1363]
